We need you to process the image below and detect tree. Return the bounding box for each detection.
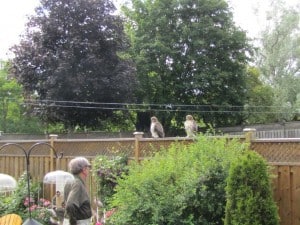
[0,61,44,133]
[257,0,300,122]
[10,0,138,130]
[225,151,279,225]
[0,61,22,132]
[243,67,274,124]
[122,0,252,132]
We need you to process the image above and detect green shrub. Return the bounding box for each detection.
[224,151,280,225]
[107,136,248,225]
[93,154,129,207]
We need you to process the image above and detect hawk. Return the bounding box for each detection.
[150,116,165,138]
[184,115,198,138]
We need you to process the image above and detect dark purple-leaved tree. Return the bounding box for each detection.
[10,0,137,129]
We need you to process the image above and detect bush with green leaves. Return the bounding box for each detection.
[107,136,248,225]
[93,154,129,207]
[224,151,279,225]
[0,172,52,224]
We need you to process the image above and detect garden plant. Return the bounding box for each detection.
[0,172,52,224]
[105,136,249,225]
[225,151,279,225]
[90,135,280,225]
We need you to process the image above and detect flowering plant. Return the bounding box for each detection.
[93,155,128,207]
[0,172,52,224]
[26,198,52,224]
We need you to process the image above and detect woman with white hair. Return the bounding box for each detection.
[63,157,92,225]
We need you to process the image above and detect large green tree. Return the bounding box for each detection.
[0,61,43,133]
[0,62,22,132]
[122,0,252,132]
[10,0,138,129]
[257,0,300,122]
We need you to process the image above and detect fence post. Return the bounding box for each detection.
[133,132,144,162]
[49,134,58,170]
[243,128,256,143]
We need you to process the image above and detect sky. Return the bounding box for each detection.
[0,0,298,60]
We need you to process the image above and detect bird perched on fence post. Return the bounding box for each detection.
[150,116,165,138]
[184,115,198,138]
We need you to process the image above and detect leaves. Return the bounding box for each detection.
[93,155,129,207]
[108,136,247,225]
[225,151,279,225]
[258,1,300,122]
[123,0,252,130]
[10,0,138,129]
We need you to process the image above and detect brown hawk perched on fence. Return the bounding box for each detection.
[184,115,198,138]
[150,116,165,138]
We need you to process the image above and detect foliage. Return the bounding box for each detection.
[10,0,138,130]
[257,0,300,122]
[224,151,279,225]
[122,0,252,131]
[93,154,129,207]
[243,67,275,124]
[0,60,22,132]
[0,60,46,133]
[107,135,248,225]
[0,61,22,132]
[0,172,52,224]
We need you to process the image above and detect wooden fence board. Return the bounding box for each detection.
[278,166,292,225]
[291,166,300,225]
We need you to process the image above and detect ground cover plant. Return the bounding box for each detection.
[106,136,249,225]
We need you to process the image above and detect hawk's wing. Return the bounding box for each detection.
[155,122,165,138]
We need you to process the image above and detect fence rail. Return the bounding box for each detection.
[227,128,300,139]
[1,132,300,225]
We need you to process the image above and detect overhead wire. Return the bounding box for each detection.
[0,97,295,114]
[16,99,296,114]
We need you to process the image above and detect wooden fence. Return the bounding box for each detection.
[1,132,300,225]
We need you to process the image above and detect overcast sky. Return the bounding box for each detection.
[0,0,298,60]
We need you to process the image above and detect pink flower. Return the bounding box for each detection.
[37,198,51,207]
[25,197,35,202]
[105,208,116,218]
[24,197,35,207]
[43,200,51,207]
[24,200,29,207]
[29,204,37,211]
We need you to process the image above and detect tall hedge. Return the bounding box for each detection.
[225,151,280,225]
[107,136,248,225]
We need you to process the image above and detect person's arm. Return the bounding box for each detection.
[65,182,81,225]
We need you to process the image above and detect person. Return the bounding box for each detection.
[63,157,92,225]
[184,115,198,138]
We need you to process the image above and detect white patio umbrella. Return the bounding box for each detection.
[43,170,74,208]
[0,173,17,193]
[43,170,74,193]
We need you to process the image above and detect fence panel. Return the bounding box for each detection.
[251,140,300,163]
